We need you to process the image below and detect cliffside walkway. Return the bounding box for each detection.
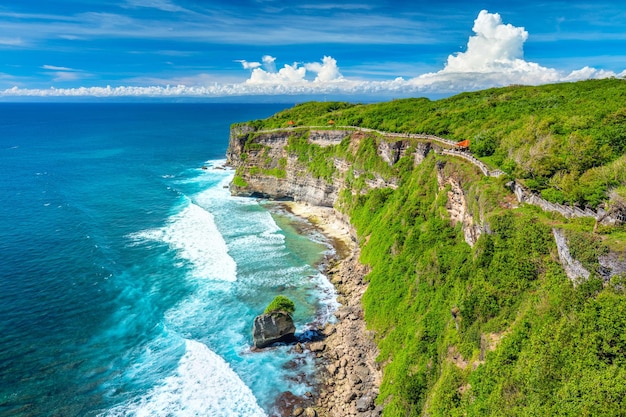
[255,125,505,178]
[250,125,622,225]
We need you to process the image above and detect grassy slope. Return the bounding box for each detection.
[234,79,626,416]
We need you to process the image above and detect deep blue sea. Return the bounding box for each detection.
[0,103,338,416]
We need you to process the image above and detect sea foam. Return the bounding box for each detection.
[130,200,237,282]
[104,339,267,417]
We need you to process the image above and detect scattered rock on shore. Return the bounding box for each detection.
[313,248,382,417]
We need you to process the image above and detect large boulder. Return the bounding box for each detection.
[252,311,296,349]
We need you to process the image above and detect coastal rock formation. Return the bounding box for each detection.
[252,311,296,349]
[312,248,382,417]
[226,128,400,207]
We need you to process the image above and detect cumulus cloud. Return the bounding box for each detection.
[242,55,343,85]
[407,10,563,90]
[262,55,277,73]
[305,56,343,82]
[446,10,529,72]
[2,10,623,99]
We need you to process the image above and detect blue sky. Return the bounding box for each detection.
[1,0,625,100]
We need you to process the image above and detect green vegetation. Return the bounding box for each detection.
[250,78,626,209]
[231,174,248,188]
[264,295,296,315]
[346,156,626,416]
[233,79,626,416]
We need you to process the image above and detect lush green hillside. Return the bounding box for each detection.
[243,78,626,210]
[345,158,626,416]
[233,79,626,416]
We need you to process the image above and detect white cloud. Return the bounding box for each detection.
[236,60,262,70]
[408,10,562,90]
[40,65,87,83]
[247,62,307,84]
[51,72,81,82]
[262,55,277,72]
[2,10,624,99]
[0,37,23,46]
[305,56,343,82]
[446,10,529,72]
[406,10,621,92]
[42,65,77,71]
[124,0,189,13]
[243,55,343,85]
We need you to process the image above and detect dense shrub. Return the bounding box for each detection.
[264,295,296,315]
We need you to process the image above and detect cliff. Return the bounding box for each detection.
[227,105,626,417]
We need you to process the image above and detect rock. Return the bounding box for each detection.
[327,364,337,376]
[309,341,326,352]
[294,343,303,354]
[321,323,336,337]
[293,407,304,416]
[347,373,362,386]
[252,311,296,349]
[356,396,374,412]
[354,365,370,380]
[304,407,317,417]
[344,391,357,403]
[553,228,591,284]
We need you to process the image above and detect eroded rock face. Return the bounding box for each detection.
[252,311,296,349]
[552,228,591,285]
[227,128,396,207]
[436,168,482,247]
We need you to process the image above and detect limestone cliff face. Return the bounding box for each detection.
[226,127,397,207]
[227,128,328,204]
[436,163,484,247]
[226,125,484,246]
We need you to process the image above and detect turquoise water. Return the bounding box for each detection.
[0,103,338,416]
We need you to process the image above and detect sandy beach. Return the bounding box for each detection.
[282,202,356,256]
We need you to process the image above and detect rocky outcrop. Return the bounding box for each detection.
[252,311,296,349]
[552,228,626,284]
[436,164,483,247]
[309,130,351,147]
[378,139,410,166]
[413,142,432,165]
[552,229,591,285]
[599,252,626,281]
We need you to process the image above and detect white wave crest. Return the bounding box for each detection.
[131,201,237,282]
[105,339,267,417]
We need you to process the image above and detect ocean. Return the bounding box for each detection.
[0,103,338,416]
